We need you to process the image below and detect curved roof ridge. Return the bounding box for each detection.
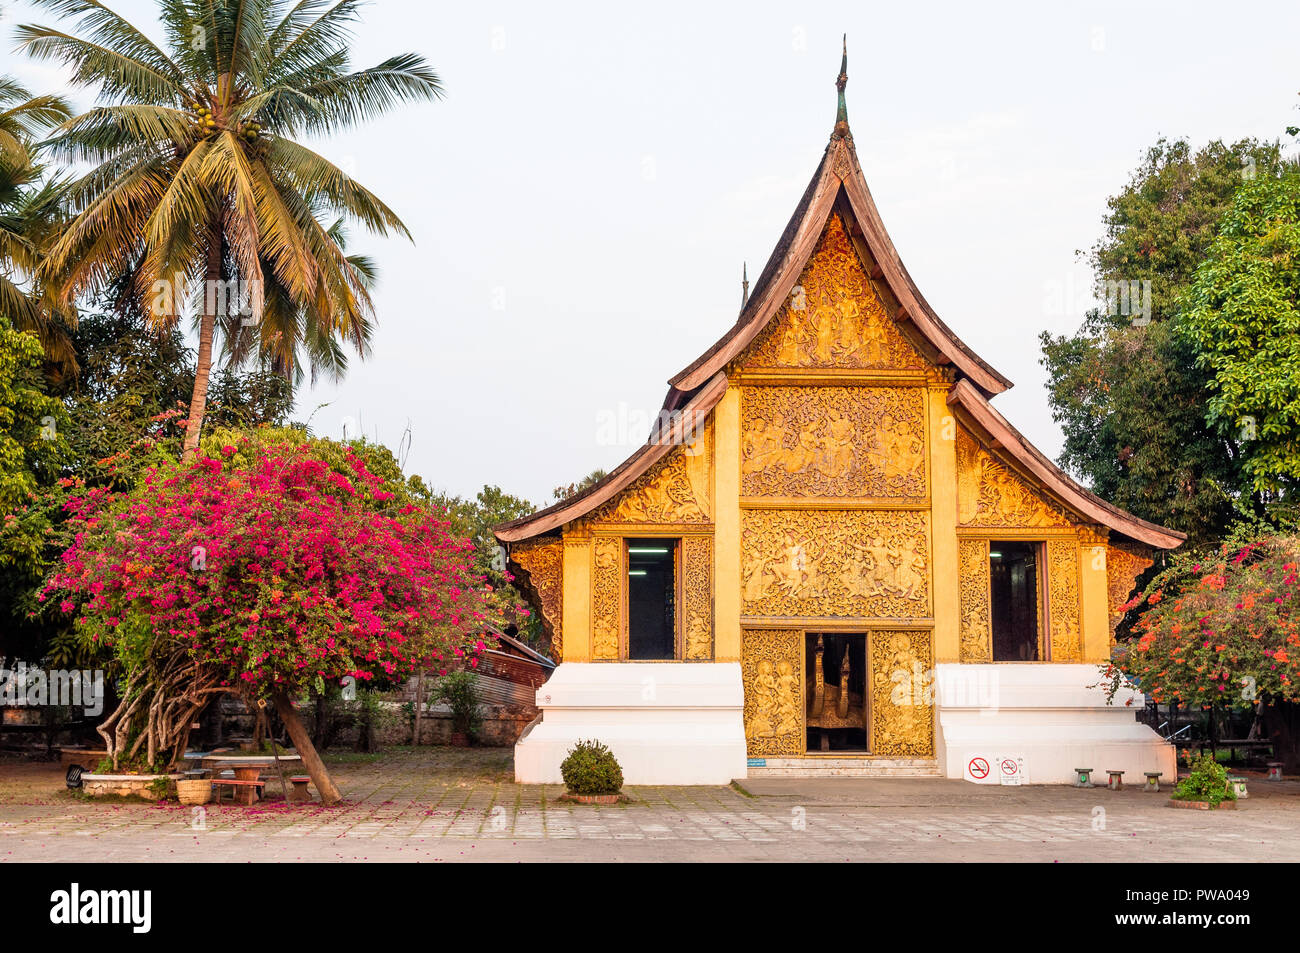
[948,379,1185,549]
[668,132,1012,398]
[495,372,729,543]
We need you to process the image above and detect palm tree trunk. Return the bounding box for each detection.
[183,218,222,455]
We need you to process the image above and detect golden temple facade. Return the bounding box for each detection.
[497,46,1182,776]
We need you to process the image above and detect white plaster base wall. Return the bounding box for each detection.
[934,663,1177,785]
[513,662,748,785]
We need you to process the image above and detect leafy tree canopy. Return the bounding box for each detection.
[1040,138,1283,545]
[1182,165,1300,498]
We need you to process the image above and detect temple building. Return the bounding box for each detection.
[496,44,1181,785]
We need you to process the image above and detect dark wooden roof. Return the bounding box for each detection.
[667,130,1014,398]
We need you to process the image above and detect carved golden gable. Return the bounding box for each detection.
[589,426,713,525]
[742,214,926,372]
[956,429,1074,529]
[509,535,563,660]
[1107,540,1154,633]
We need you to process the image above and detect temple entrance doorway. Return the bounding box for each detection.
[805,633,868,753]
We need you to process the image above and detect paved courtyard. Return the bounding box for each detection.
[2,748,1297,862]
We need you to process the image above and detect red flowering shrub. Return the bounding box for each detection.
[43,429,489,799]
[1108,534,1300,769]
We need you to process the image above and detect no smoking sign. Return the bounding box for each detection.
[963,754,1026,785]
[998,755,1025,786]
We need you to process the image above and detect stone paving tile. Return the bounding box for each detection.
[2,747,1299,861]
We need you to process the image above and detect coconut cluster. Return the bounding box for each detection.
[188,101,263,143]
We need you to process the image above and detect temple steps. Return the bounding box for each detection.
[746,758,942,778]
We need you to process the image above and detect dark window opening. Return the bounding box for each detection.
[805,633,868,752]
[990,541,1041,661]
[627,539,677,660]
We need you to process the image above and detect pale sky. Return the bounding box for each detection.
[6,1,1299,508]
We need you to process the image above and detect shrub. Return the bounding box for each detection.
[560,739,623,796]
[434,670,482,737]
[1172,753,1236,806]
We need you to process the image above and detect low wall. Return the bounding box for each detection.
[376,707,537,747]
[80,774,178,799]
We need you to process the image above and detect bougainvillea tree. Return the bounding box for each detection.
[44,429,488,803]
[1107,533,1300,770]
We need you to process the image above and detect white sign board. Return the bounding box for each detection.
[997,755,1026,786]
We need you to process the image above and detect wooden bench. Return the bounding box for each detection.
[288,775,312,804]
[211,778,265,805]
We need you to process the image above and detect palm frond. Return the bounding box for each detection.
[265,135,410,238]
[15,24,186,105]
[42,104,195,165]
[298,53,443,129]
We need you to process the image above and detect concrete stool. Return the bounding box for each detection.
[1106,770,1125,791]
[1074,768,1094,788]
[1228,776,1248,799]
[1143,772,1162,792]
[288,775,312,803]
[1267,762,1284,781]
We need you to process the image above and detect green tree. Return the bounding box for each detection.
[552,468,607,503]
[0,315,66,513]
[20,0,443,452]
[1040,138,1282,544]
[431,483,538,636]
[0,316,69,661]
[0,75,73,369]
[1182,165,1300,499]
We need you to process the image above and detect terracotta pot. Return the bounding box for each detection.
[449,732,469,747]
[566,793,621,804]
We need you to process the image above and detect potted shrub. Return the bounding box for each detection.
[560,739,624,804]
[1170,753,1238,811]
[434,670,482,747]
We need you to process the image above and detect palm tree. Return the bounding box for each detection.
[0,76,74,370]
[20,0,443,452]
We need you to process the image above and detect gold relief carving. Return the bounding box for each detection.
[741,510,930,618]
[1047,539,1081,662]
[958,538,991,662]
[869,630,934,757]
[592,448,711,524]
[682,536,713,660]
[509,536,563,660]
[591,538,621,660]
[742,629,803,756]
[743,214,925,372]
[956,430,1073,528]
[1107,541,1154,633]
[740,386,926,499]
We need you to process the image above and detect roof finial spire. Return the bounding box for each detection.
[833,34,850,138]
[741,262,750,309]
